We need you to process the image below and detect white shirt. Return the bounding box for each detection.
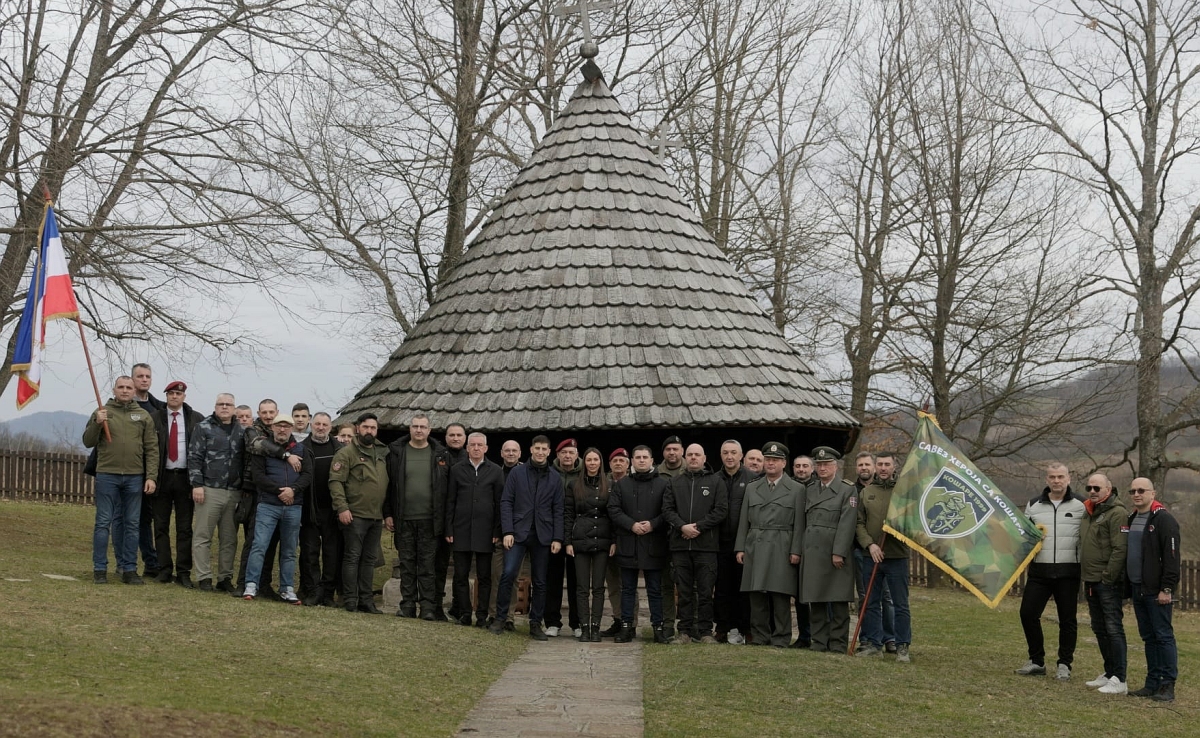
[165,409,187,470]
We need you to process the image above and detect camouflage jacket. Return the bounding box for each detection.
[187,415,245,490]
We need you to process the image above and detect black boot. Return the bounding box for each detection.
[653,625,669,644]
[614,625,634,643]
[1152,682,1175,702]
[601,619,623,638]
[577,622,588,641]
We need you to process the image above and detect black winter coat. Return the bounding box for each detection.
[564,475,612,553]
[385,436,452,536]
[445,459,505,553]
[608,470,669,569]
[663,467,728,552]
[717,465,754,550]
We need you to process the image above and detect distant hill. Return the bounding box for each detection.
[0,411,90,452]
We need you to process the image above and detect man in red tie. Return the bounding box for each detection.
[153,381,204,586]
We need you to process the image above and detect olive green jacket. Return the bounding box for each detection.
[855,478,908,559]
[1079,493,1127,584]
[82,398,159,481]
[329,439,389,519]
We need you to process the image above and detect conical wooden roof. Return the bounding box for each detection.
[342,73,858,434]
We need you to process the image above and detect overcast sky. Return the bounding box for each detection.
[0,283,386,422]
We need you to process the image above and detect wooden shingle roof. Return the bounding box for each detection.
[341,74,858,433]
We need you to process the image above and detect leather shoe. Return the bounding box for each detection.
[397,609,417,618]
[358,602,383,615]
[420,611,435,621]
[177,576,196,589]
[198,579,213,592]
[529,624,548,641]
[155,569,174,584]
[121,571,145,585]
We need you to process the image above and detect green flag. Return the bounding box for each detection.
[883,413,1043,608]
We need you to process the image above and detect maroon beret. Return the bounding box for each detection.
[163,381,187,393]
[556,438,577,453]
[608,448,629,462]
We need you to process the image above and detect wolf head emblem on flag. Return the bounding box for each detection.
[920,468,993,539]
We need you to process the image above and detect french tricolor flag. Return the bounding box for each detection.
[11,206,80,408]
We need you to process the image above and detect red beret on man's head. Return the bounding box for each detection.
[556,438,577,454]
[608,448,629,462]
[163,381,187,393]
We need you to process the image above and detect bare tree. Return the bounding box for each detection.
[986,0,1200,487]
[0,1,313,381]
[866,0,1115,468]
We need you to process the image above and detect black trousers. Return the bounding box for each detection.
[545,546,580,629]
[714,550,750,635]
[435,538,451,617]
[396,519,437,613]
[673,550,718,636]
[794,599,811,642]
[151,469,193,576]
[452,550,492,622]
[573,550,608,627]
[749,592,792,647]
[1020,574,1080,667]
[299,507,342,601]
[340,516,381,608]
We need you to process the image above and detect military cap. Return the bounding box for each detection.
[556,438,577,453]
[811,446,841,462]
[163,380,187,393]
[662,435,683,450]
[762,441,789,459]
[608,447,629,461]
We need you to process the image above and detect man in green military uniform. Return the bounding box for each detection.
[855,451,912,662]
[798,446,858,653]
[735,442,803,648]
[330,413,389,614]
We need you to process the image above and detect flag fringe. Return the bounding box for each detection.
[883,524,1044,609]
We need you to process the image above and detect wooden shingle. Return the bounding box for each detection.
[340,74,858,434]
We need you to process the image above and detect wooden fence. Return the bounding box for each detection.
[0,448,94,504]
[1,448,1197,610]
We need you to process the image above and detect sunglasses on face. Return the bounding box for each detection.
[1085,485,1103,492]
[1130,488,1151,494]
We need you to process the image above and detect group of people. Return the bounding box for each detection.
[1013,464,1180,702]
[81,365,1179,701]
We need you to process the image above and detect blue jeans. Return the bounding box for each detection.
[1086,581,1127,681]
[862,557,911,646]
[495,535,550,625]
[621,567,663,627]
[856,548,895,645]
[1131,583,1177,688]
[246,503,302,590]
[94,474,143,573]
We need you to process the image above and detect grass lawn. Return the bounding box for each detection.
[0,500,527,737]
[645,588,1198,737]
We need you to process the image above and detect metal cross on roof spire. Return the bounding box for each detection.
[554,0,614,60]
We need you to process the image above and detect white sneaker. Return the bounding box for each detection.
[281,587,300,605]
[1085,673,1110,688]
[727,628,745,645]
[1098,677,1127,694]
[573,627,583,638]
[1055,663,1071,680]
[242,583,258,600]
[545,626,560,637]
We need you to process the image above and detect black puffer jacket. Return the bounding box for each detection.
[564,474,612,553]
[717,465,754,551]
[608,470,669,569]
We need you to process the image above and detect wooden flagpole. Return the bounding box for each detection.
[848,534,887,655]
[40,182,109,442]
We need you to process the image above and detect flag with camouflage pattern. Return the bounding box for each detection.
[882,413,1044,608]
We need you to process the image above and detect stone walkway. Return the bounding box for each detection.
[456,635,643,738]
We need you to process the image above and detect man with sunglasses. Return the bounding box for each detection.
[1125,479,1180,702]
[1079,474,1128,694]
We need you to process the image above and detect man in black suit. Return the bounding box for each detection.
[488,435,563,640]
[445,432,505,626]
